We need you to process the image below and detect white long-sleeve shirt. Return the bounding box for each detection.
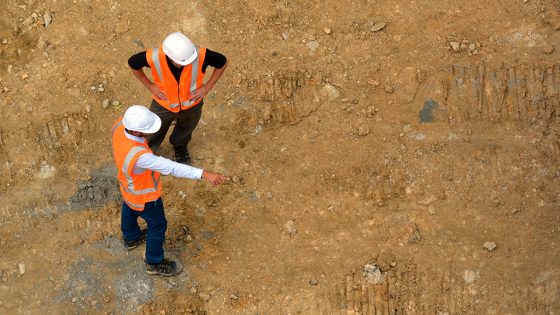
[124,131,203,179]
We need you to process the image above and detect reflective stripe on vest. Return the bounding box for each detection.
[151,47,164,83]
[181,51,200,107]
[112,120,123,134]
[124,199,146,210]
[120,146,159,195]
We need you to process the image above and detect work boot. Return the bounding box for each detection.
[145,257,183,276]
[123,229,147,251]
[174,145,191,164]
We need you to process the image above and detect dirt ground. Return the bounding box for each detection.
[1,0,559,314]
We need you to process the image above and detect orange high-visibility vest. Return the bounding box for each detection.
[146,45,207,112]
[111,118,162,211]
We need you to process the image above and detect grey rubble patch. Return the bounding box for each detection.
[114,267,154,312]
[55,257,105,310]
[69,165,119,211]
[419,99,438,123]
[201,230,214,240]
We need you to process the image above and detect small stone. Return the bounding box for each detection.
[358,126,370,137]
[384,85,394,93]
[1,39,7,45]
[542,44,555,54]
[427,205,436,215]
[97,87,105,92]
[468,43,476,52]
[18,263,25,275]
[460,43,468,51]
[324,27,331,35]
[190,287,197,293]
[230,294,239,300]
[483,241,497,251]
[402,124,412,133]
[199,293,211,302]
[322,83,340,100]
[450,41,460,52]
[111,100,120,106]
[23,16,34,26]
[37,37,47,50]
[309,279,319,285]
[102,99,110,110]
[363,264,383,284]
[462,270,480,284]
[3,87,9,93]
[367,79,380,86]
[21,74,29,79]
[284,220,297,236]
[72,297,78,303]
[232,175,240,183]
[281,33,288,41]
[43,11,53,27]
[370,21,386,32]
[306,40,320,51]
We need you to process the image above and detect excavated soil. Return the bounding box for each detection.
[1,0,559,314]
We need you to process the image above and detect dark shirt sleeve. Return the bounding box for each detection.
[128,51,150,70]
[202,49,227,73]
[129,49,226,72]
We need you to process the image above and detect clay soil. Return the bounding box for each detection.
[1,0,559,314]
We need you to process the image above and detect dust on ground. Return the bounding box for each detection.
[1,0,559,314]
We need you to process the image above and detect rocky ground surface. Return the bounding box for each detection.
[0,0,559,314]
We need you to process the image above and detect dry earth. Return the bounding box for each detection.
[1,0,559,314]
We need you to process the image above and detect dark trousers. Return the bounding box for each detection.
[147,100,204,152]
[121,198,167,265]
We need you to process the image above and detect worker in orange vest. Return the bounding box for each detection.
[128,32,228,164]
[112,105,228,276]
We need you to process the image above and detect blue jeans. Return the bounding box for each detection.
[121,198,167,265]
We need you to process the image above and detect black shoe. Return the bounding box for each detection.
[123,229,147,251]
[174,145,191,164]
[145,257,183,276]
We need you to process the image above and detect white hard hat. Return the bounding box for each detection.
[122,105,162,134]
[162,32,197,66]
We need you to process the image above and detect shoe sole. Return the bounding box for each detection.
[145,261,183,277]
[125,244,139,251]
